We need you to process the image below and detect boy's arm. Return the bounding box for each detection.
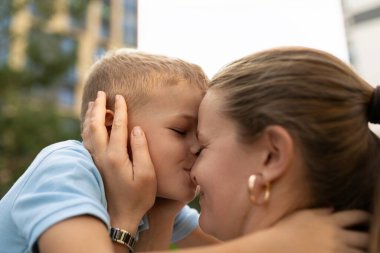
[175,226,220,248]
[135,203,218,251]
[135,198,185,251]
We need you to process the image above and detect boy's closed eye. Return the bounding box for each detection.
[170,128,187,136]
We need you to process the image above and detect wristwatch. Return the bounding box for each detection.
[109,227,137,252]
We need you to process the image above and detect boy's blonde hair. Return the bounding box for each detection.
[80,49,209,122]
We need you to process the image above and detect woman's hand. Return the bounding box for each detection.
[265,209,370,253]
[82,91,157,232]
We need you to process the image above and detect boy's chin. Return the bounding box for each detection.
[157,189,197,203]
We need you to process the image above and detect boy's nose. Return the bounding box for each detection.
[190,142,201,156]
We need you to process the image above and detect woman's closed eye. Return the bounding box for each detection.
[196,147,204,157]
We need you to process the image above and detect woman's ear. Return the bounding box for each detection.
[105,109,114,135]
[261,125,294,183]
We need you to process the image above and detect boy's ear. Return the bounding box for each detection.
[105,110,114,134]
[260,125,295,183]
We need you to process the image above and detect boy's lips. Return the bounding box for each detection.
[183,168,191,175]
[183,168,192,177]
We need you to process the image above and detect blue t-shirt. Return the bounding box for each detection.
[0,140,199,253]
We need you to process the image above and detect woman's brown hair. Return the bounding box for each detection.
[210,46,380,252]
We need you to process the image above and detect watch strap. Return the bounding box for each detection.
[109,227,136,252]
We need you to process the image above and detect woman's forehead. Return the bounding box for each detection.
[198,90,236,138]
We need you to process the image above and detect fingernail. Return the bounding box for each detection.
[115,94,122,101]
[97,91,104,98]
[132,126,142,136]
[88,101,94,107]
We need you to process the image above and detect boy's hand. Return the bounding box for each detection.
[82,91,157,232]
[263,209,370,253]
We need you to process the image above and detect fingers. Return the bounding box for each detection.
[332,210,370,227]
[332,210,370,251]
[346,250,366,253]
[82,101,94,152]
[340,230,369,250]
[107,94,129,165]
[131,126,156,182]
[90,91,109,156]
[308,208,334,216]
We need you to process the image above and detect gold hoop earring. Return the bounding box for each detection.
[248,174,271,205]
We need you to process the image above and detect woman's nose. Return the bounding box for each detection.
[186,142,200,169]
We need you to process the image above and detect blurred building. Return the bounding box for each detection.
[343,0,380,135]
[343,0,380,85]
[7,0,137,115]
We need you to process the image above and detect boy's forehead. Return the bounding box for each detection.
[151,82,204,100]
[139,84,204,116]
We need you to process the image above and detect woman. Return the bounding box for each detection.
[83,46,376,252]
[189,46,379,248]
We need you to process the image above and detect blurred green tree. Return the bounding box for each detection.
[0,0,201,217]
[0,0,87,197]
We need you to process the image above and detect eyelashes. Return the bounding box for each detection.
[196,147,204,156]
[170,128,187,136]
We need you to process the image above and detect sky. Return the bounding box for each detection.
[138,0,348,78]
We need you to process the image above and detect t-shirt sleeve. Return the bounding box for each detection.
[171,205,199,243]
[11,147,109,250]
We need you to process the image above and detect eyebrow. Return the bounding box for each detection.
[173,113,198,123]
[179,114,197,120]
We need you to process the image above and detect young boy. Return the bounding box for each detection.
[78,49,216,249]
[0,49,214,253]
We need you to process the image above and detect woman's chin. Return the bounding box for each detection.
[199,213,217,238]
